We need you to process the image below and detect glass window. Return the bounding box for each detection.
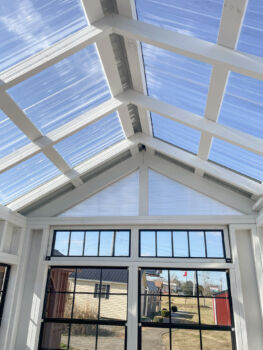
[206,231,224,258]
[173,231,189,257]
[189,231,206,257]
[140,231,156,256]
[139,268,234,350]
[52,230,130,257]
[157,231,172,257]
[0,264,10,325]
[40,267,128,350]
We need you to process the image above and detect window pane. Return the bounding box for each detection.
[141,327,170,350]
[173,231,188,257]
[140,231,156,256]
[157,231,172,257]
[97,325,125,350]
[102,269,128,294]
[45,293,73,318]
[53,231,69,256]
[49,268,75,292]
[200,298,231,326]
[0,266,7,291]
[70,324,96,350]
[141,269,169,295]
[197,271,228,296]
[69,231,84,256]
[171,329,200,350]
[206,231,224,258]
[202,330,232,350]
[75,268,101,293]
[189,231,205,257]
[114,231,130,256]
[100,295,127,321]
[99,231,114,256]
[73,294,99,320]
[141,295,169,323]
[170,297,199,324]
[84,231,99,256]
[40,323,69,350]
[169,270,197,296]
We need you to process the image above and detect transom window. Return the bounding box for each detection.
[140,230,225,258]
[0,264,10,326]
[52,230,130,257]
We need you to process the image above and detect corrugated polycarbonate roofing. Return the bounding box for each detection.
[0,0,263,208]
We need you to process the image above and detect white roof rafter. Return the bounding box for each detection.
[196,0,248,176]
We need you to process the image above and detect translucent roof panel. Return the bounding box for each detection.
[0,110,30,158]
[209,138,263,181]
[0,153,61,205]
[237,0,263,58]
[142,43,212,116]
[54,112,124,168]
[218,72,263,139]
[7,45,111,134]
[136,0,224,43]
[151,113,201,154]
[0,0,88,71]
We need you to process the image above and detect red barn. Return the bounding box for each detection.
[213,291,231,326]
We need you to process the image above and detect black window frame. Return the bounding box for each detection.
[0,263,10,326]
[138,267,236,350]
[50,229,131,258]
[139,229,227,260]
[39,266,128,350]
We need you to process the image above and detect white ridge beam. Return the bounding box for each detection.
[196,0,248,175]
[7,135,140,211]
[0,25,110,89]
[139,133,263,196]
[100,15,263,81]
[0,96,125,173]
[124,90,263,156]
[82,0,136,154]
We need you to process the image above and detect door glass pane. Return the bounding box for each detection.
[75,268,101,293]
[140,231,156,256]
[70,324,96,350]
[97,325,125,350]
[100,295,127,321]
[157,231,172,257]
[40,323,69,349]
[45,293,73,318]
[202,330,232,350]
[169,270,197,296]
[171,329,200,350]
[73,294,99,320]
[140,296,170,323]
[141,327,170,350]
[200,298,231,326]
[101,269,128,294]
[173,231,188,257]
[170,297,199,324]
[49,267,75,292]
[197,271,228,296]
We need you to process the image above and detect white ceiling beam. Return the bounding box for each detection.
[0,96,125,173]
[253,196,263,212]
[0,91,83,187]
[124,90,263,156]
[116,0,153,140]
[0,205,26,227]
[0,25,110,89]
[101,15,263,81]
[196,0,248,175]
[7,135,140,211]
[27,152,143,217]
[82,0,136,154]
[145,153,255,215]
[139,133,263,196]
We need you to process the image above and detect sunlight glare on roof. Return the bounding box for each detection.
[0,110,30,158]
[0,0,88,72]
[54,112,124,168]
[136,0,224,43]
[237,0,263,58]
[142,43,212,116]
[218,72,263,139]
[151,113,201,154]
[209,138,263,181]
[0,153,61,205]
[7,45,111,134]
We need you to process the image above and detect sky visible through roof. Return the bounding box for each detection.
[0,0,263,206]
